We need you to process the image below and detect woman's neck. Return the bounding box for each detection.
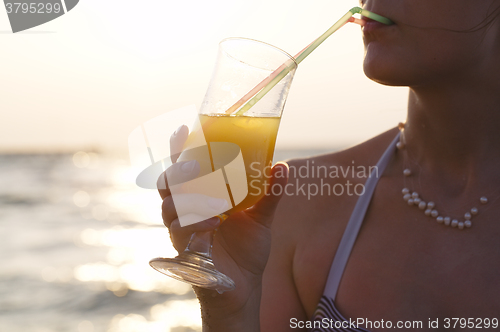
[403,82,500,189]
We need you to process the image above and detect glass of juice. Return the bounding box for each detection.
[150,38,297,292]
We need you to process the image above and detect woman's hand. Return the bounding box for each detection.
[157,125,289,331]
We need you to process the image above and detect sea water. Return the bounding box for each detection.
[0,148,335,332]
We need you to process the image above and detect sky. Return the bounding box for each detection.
[0,0,408,154]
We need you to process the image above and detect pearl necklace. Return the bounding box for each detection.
[397,123,487,230]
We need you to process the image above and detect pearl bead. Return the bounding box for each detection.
[458,222,465,230]
[412,192,419,199]
[424,209,432,216]
[414,198,421,204]
[465,220,472,228]
[403,169,412,176]
[427,202,435,209]
[431,210,439,218]
[402,188,410,195]
[464,212,471,220]
[396,142,405,150]
[403,194,412,201]
[408,199,414,206]
[444,217,451,226]
[436,216,444,223]
[418,201,427,210]
[451,219,458,227]
[471,207,478,215]
[480,197,488,204]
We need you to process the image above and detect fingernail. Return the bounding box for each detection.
[206,217,220,227]
[174,125,184,136]
[181,160,196,173]
[207,198,229,211]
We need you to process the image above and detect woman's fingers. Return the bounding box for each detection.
[161,195,177,228]
[157,159,201,199]
[170,125,189,163]
[158,125,190,199]
[158,124,228,252]
[162,162,288,229]
[169,217,221,252]
[162,193,229,228]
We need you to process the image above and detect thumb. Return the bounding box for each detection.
[246,162,289,226]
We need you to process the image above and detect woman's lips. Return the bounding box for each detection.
[362,16,394,35]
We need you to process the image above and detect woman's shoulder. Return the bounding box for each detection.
[264,127,400,317]
[272,126,399,239]
[286,126,399,177]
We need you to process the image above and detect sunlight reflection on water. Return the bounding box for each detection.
[75,227,190,295]
[72,153,200,331]
[1,152,202,332]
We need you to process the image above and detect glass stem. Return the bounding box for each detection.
[185,230,214,258]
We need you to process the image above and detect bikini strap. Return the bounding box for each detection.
[322,133,400,300]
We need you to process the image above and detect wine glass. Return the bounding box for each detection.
[149,38,297,293]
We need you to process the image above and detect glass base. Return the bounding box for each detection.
[149,251,235,293]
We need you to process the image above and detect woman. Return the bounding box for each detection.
[159,0,500,330]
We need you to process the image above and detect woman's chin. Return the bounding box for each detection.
[363,44,411,86]
[363,59,411,87]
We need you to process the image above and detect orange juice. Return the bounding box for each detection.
[180,114,280,213]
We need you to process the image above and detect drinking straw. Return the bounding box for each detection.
[227,7,392,116]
